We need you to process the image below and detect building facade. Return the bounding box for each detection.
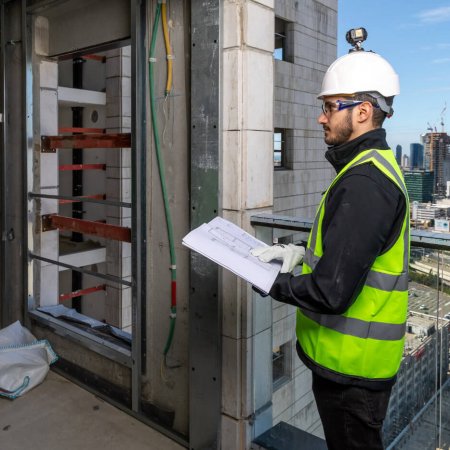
[396,144,402,166]
[410,143,424,169]
[404,170,434,203]
[424,132,450,198]
[270,0,337,436]
[383,314,449,448]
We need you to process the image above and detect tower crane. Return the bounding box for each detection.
[441,102,447,132]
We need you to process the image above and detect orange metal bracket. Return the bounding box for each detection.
[41,133,131,152]
[42,214,131,242]
[59,285,106,302]
[59,164,106,171]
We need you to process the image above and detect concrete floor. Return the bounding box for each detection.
[0,370,185,450]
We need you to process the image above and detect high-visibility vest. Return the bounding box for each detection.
[298,148,410,380]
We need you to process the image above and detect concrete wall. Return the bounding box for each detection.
[221,0,275,447]
[272,0,337,441]
[273,0,336,219]
[220,0,337,446]
[143,0,190,435]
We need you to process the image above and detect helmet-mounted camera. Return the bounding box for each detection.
[346,27,368,52]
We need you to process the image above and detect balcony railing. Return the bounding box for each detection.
[251,213,450,450]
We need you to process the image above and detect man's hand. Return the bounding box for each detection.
[251,243,305,273]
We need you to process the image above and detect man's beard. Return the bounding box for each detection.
[323,111,353,146]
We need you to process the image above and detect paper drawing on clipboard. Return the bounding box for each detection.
[208,226,274,270]
[182,216,281,293]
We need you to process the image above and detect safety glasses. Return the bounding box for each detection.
[321,100,364,116]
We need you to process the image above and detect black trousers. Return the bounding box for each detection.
[312,373,392,450]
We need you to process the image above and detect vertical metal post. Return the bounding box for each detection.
[130,0,146,413]
[190,1,221,448]
[0,0,26,326]
[23,2,33,323]
[0,1,5,327]
[71,58,84,312]
[253,226,274,439]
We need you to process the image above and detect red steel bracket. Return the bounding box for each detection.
[48,214,131,242]
[59,285,106,302]
[41,214,57,232]
[59,164,106,171]
[41,133,131,152]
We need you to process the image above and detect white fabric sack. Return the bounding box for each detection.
[0,321,58,399]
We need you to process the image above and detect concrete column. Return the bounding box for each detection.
[104,47,132,331]
[221,1,275,448]
[34,17,59,306]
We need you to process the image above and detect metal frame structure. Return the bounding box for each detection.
[130,0,146,416]
[20,0,164,440]
[24,28,136,318]
[250,213,450,250]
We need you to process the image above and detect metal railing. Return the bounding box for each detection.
[251,213,450,450]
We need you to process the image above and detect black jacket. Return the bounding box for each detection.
[269,128,406,390]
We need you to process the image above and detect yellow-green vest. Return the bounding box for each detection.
[298,148,410,380]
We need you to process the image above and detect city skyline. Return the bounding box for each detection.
[338,1,450,157]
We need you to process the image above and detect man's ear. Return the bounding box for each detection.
[355,101,373,124]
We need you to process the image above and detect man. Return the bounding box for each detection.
[252,35,409,450]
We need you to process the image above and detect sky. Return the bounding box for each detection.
[338,1,450,157]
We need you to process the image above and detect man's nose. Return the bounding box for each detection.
[318,112,327,125]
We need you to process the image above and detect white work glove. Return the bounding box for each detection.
[251,243,305,273]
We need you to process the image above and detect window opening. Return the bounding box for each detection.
[275,17,290,61]
[273,342,291,390]
[274,128,285,168]
[28,43,133,348]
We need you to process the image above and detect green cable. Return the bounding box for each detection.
[149,3,177,359]
[163,306,177,356]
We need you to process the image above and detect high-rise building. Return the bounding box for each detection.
[402,154,409,168]
[404,170,434,202]
[424,132,450,198]
[383,312,449,448]
[396,144,402,165]
[410,143,424,169]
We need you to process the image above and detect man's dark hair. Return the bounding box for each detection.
[352,93,392,128]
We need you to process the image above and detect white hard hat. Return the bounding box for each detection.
[318,51,400,99]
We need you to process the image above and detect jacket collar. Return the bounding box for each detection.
[325,128,390,173]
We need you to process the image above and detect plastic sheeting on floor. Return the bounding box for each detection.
[0,321,58,399]
[37,305,132,344]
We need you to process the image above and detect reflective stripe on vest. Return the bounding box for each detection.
[301,309,406,341]
[305,149,409,294]
[304,248,409,292]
